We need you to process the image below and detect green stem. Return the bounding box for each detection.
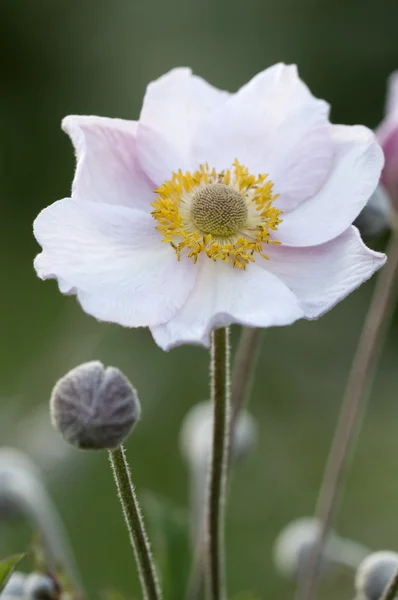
[108,446,162,600]
[380,567,398,600]
[295,226,398,600]
[207,327,230,600]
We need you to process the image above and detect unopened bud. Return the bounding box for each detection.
[24,574,60,600]
[50,361,141,450]
[354,185,392,239]
[1,572,26,597]
[355,551,398,600]
[180,401,257,469]
[273,517,369,579]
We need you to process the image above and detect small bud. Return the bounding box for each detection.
[273,517,329,579]
[24,574,60,600]
[1,572,26,597]
[355,551,398,600]
[354,185,393,239]
[50,361,141,450]
[273,517,369,579]
[180,401,257,469]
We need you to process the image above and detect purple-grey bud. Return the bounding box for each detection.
[23,573,59,600]
[355,551,398,600]
[1,572,26,597]
[50,361,141,451]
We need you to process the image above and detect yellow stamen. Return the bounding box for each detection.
[151,159,282,269]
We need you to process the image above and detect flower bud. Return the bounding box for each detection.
[24,573,60,600]
[376,71,398,211]
[355,551,398,600]
[273,517,329,578]
[50,361,141,450]
[354,185,392,239]
[180,401,257,469]
[1,572,26,597]
[273,517,369,579]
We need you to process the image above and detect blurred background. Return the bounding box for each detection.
[1,0,398,598]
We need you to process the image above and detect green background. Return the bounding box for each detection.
[1,0,398,598]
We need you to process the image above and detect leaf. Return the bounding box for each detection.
[143,493,190,600]
[0,554,25,594]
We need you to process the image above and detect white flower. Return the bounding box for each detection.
[34,64,386,350]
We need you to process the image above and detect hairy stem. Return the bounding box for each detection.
[109,446,162,600]
[206,327,230,600]
[296,228,398,600]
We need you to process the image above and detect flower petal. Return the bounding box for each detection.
[62,115,155,210]
[385,71,398,118]
[34,198,196,327]
[193,63,333,211]
[140,68,229,160]
[264,226,386,318]
[277,125,384,246]
[150,259,303,350]
[136,124,190,187]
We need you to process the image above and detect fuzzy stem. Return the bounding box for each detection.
[380,567,398,600]
[206,327,230,600]
[296,227,398,600]
[109,446,162,600]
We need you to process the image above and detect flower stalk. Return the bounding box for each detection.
[109,446,162,600]
[206,327,231,600]
[296,223,398,600]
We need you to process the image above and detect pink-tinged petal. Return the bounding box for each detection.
[385,71,398,118]
[193,63,333,211]
[150,259,303,350]
[379,127,398,206]
[277,125,384,246]
[376,73,398,208]
[62,115,155,211]
[265,226,386,318]
[140,68,229,160]
[34,198,196,327]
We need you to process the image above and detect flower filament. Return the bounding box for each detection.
[152,159,282,269]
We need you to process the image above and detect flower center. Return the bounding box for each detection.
[190,183,248,237]
[152,160,282,269]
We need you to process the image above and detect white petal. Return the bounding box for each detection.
[140,68,229,160]
[62,115,155,210]
[151,259,303,350]
[136,124,190,187]
[278,125,384,246]
[265,226,386,318]
[193,63,333,210]
[34,198,196,327]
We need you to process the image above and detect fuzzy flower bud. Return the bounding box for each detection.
[1,572,26,597]
[50,361,141,450]
[377,71,398,211]
[355,551,398,600]
[273,517,369,579]
[180,401,257,469]
[24,574,60,600]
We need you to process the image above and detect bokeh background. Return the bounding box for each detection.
[1,0,398,598]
